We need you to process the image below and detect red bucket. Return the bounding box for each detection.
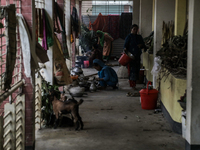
[84,60,89,68]
[139,81,159,110]
[118,53,132,66]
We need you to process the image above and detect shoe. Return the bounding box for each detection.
[126,92,140,97]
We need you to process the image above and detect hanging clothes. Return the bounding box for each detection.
[89,13,109,32]
[42,8,48,50]
[55,2,69,59]
[71,6,79,37]
[119,13,132,40]
[42,9,54,50]
[108,15,120,40]
[3,5,17,90]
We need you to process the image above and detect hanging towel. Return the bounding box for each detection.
[17,14,31,78]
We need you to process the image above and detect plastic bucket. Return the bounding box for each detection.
[139,81,159,110]
[118,53,132,66]
[84,60,89,68]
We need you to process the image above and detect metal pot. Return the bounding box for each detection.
[90,81,97,92]
[72,66,83,74]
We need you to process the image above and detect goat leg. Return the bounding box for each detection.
[54,119,59,129]
[75,121,80,130]
[79,116,84,130]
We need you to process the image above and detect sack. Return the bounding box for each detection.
[54,35,72,85]
[54,60,65,85]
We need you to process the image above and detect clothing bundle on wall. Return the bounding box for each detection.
[2,5,17,91]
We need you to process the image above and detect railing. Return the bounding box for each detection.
[0,94,25,150]
[35,73,42,130]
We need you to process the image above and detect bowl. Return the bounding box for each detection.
[70,75,79,80]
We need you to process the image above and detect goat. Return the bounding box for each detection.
[49,89,84,130]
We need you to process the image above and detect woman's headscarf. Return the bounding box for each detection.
[93,59,105,67]
[96,30,105,47]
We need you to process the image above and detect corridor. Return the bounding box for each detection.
[35,67,185,150]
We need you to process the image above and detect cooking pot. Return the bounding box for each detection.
[71,66,83,75]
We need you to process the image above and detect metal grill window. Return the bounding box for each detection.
[0,0,22,95]
[82,1,133,15]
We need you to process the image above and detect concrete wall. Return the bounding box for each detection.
[139,0,153,37]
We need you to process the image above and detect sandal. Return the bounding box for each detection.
[126,92,140,97]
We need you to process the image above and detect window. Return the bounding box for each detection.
[82,1,132,15]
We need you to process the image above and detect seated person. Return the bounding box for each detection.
[93,59,118,89]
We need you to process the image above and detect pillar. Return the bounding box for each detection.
[174,0,187,36]
[132,0,140,25]
[153,0,175,87]
[21,0,36,149]
[139,0,153,37]
[152,0,155,31]
[65,0,72,69]
[186,0,200,149]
